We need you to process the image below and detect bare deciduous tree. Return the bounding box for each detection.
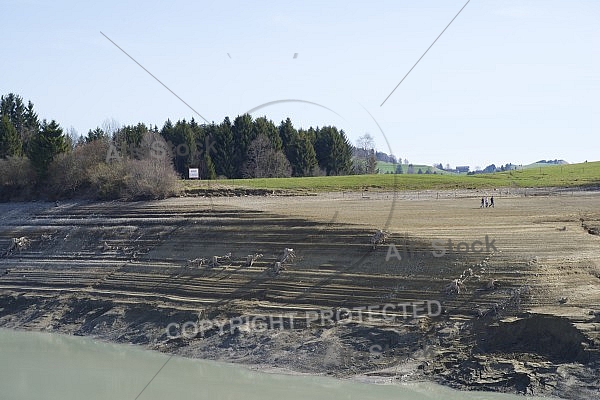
[102,118,121,138]
[243,134,291,178]
[357,133,375,151]
[355,133,377,174]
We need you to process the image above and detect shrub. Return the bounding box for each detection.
[88,161,129,200]
[0,156,36,201]
[46,139,110,198]
[88,133,180,200]
[122,158,180,200]
[2,132,181,201]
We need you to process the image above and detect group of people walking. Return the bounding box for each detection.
[480,196,494,208]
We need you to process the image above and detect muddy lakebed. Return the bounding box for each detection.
[1,189,599,398]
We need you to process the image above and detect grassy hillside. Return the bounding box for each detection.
[376,161,444,174]
[375,161,397,174]
[523,160,568,169]
[183,161,600,193]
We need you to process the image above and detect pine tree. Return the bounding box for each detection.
[0,115,23,158]
[160,120,195,176]
[279,119,299,175]
[199,150,216,179]
[28,119,68,176]
[253,117,281,151]
[1,94,39,154]
[115,123,148,149]
[334,129,353,175]
[210,118,234,178]
[314,127,352,176]
[0,93,25,134]
[288,133,318,177]
[278,118,296,150]
[231,114,255,178]
[85,127,108,143]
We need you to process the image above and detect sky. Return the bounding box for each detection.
[2,0,598,169]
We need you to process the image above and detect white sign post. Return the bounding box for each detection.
[188,168,199,179]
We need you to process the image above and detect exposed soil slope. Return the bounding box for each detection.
[0,191,599,398]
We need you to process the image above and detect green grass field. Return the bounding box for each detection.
[376,161,442,174]
[183,161,600,193]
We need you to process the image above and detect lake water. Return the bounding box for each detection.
[0,329,551,400]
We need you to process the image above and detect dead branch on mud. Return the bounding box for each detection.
[187,254,232,268]
[445,279,465,295]
[370,230,389,249]
[475,285,531,318]
[444,267,475,295]
[272,248,297,275]
[187,257,208,268]
[272,261,284,275]
[2,237,31,257]
[245,253,263,267]
[209,253,232,267]
[278,248,296,264]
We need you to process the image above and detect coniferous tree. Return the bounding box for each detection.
[190,120,216,180]
[314,126,353,175]
[278,118,296,151]
[160,120,195,176]
[0,94,39,154]
[279,118,299,174]
[253,117,281,151]
[288,132,318,177]
[22,101,39,153]
[0,115,23,158]
[28,119,68,176]
[304,127,317,146]
[199,149,216,179]
[313,127,329,174]
[336,129,353,175]
[0,93,26,134]
[114,122,149,160]
[85,127,108,143]
[231,114,255,178]
[210,118,234,178]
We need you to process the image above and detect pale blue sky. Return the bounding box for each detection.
[2,0,598,169]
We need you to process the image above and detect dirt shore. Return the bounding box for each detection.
[1,189,599,398]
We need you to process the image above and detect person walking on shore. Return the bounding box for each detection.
[480,197,484,208]
[490,196,494,208]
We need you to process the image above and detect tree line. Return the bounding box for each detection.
[107,114,354,179]
[0,93,356,200]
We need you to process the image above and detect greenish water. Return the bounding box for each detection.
[0,329,549,400]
